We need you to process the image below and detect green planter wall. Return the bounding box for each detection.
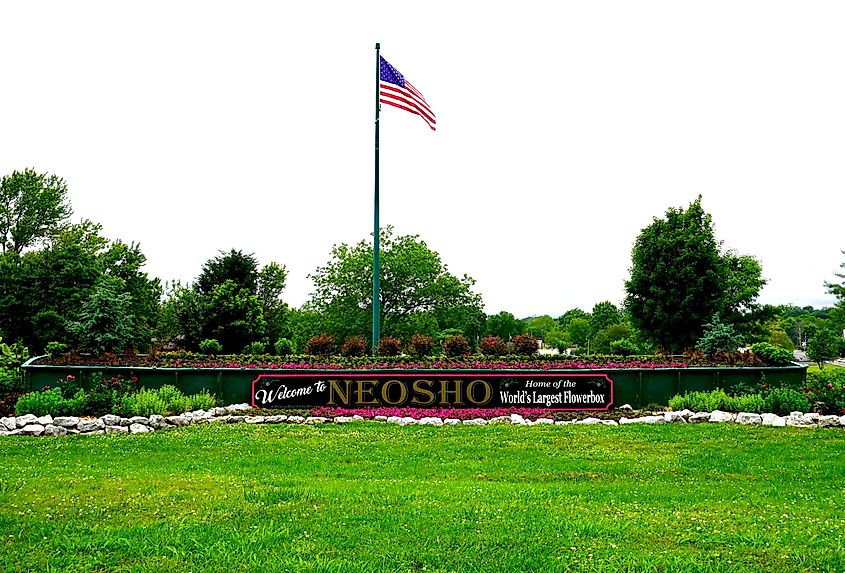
[22,357,808,409]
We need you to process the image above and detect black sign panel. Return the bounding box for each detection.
[251,372,613,410]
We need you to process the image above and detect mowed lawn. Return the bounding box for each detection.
[1,423,843,573]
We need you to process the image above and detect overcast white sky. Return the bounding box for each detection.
[2,1,843,318]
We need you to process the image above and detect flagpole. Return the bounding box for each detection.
[372,42,381,354]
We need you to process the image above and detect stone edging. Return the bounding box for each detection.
[1,405,844,436]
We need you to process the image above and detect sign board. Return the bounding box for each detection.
[251,372,613,410]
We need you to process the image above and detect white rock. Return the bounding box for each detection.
[53,416,80,428]
[709,411,735,423]
[0,417,16,431]
[509,413,526,424]
[286,415,305,424]
[688,412,712,424]
[165,415,190,427]
[554,420,569,425]
[210,407,228,417]
[35,415,53,426]
[305,417,328,424]
[601,419,619,426]
[226,416,245,424]
[77,419,105,433]
[462,418,487,426]
[101,414,121,426]
[575,417,602,425]
[617,404,633,411]
[373,416,388,422]
[534,418,554,425]
[129,423,152,434]
[352,415,365,422]
[105,425,129,434]
[148,415,168,429]
[129,416,151,426]
[664,410,692,423]
[839,415,845,426]
[418,417,443,426]
[244,416,266,424]
[334,416,354,424]
[264,415,287,424]
[226,403,252,412]
[786,413,816,428]
[398,417,417,426]
[21,424,45,436]
[16,414,38,428]
[43,425,67,437]
[119,418,132,427]
[386,416,402,424]
[817,415,841,427]
[487,416,511,425]
[761,413,786,427]
[443,418,460,425]
[735,413,763,425]
[620,415,665,424]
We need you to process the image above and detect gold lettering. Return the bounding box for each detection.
[355,380,379,405]
[411,379,436,406]
[327,379,350,406]
[439,379,464,406]
[466,379,493,405]
[380,379,408,406]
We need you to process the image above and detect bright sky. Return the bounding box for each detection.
[2,1,843,318]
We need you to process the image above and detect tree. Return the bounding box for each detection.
[196,249,259,295]
[68,278,135,355]
[523,315,558,339]
[589,301,621,337]
[0,168,72,254]
[825,250,845,303]
[625,196,763,353]
[696,315,741,356]
[307,226,482,343]
[807,328,841,369]
[557,308,589,328]
[485,311,522,340]
[566,317,591,348]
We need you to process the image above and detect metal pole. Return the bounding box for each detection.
[372,42,381,354]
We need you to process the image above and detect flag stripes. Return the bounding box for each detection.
[379,56,436,131]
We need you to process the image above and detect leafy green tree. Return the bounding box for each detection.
[825,250,845,304]
[202,280,266,353]
[557,308,589,328]
[523,315,558,339]
[589,302,621,337]
[566,317,591,348]
[196,249,259,295]
[626,196,763,353]
[485,311,522,340]
[68,278,135,355]
[258,262,290,343]
[307,226,482,343]
[0,168,72,254]
[807,328,841,369]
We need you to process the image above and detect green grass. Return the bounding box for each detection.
[1,424,843,572]
[806,362,844,375]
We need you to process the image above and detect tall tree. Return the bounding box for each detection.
[485,311,522,340]
[0,168,72,254]
[625,196,725,353]
[308,226,482,343]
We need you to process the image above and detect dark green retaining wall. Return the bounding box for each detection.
[22,358,808,409]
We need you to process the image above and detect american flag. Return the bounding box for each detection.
[379,56,436,131]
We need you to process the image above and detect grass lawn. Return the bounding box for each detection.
[1,423,843,573]
[806,362,844,375]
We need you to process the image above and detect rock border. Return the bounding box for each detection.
[1,405,843,436]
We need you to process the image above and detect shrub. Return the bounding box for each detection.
[243,341,266,355]
[610,338,639,357]
[199,339,223,355]
[274,338,294,356]
[512,333,539,355]
[0,367,21,394]
[409,333,434,357]
[443,334,471,357]
[668,389,764,413]
[15,387,85,417]
[119,385,218,416]
[807,368,845,415]
[751,342,794,366]
[376,336,403,357]
[341,336,368,357]
[807,328,841,368]
[45,341,69,357]
[305,334,335,356]
[479,335,507,356]
[764,388,811,415]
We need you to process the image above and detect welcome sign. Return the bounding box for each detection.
[251,372,613,410]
